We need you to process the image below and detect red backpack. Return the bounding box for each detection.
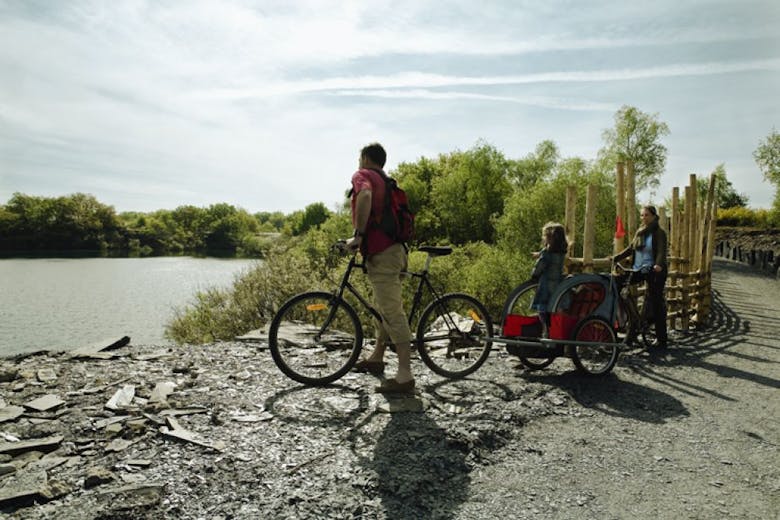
[374,171,415,244]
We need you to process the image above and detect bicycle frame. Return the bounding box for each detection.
[323,251,454,342]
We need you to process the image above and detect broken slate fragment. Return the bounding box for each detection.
[24,394,65,412]
[0,435,64,456]
[0,469,47,506]
[84,466,115,488]
[148,382,176,404]
[158,407,208,417]
[160,417,225,452]
[68,336,131,359]
[93,415,131,429]
[96,483,165,509]
[125,459,152,467]
[0,368,19,383]
[105,439,134,453]
[105,385,135,410]
[0,405,24,423]
[36,368,57,383]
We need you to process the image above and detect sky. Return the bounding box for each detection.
[1,0,779,215]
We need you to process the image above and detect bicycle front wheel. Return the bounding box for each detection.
[416,293,493,379]
[268,291,363,386]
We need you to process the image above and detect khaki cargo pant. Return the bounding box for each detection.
[365,243,412,346]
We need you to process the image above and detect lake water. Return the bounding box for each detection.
[0,257,257,356]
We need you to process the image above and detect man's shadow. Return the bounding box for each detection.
[363,406,470,519]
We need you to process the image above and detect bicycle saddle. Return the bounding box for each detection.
[418,246,453,256]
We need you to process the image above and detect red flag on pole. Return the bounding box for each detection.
[614,216,626,239]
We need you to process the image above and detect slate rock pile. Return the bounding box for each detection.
[0,340,576,519]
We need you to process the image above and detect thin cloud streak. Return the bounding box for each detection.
[200,59,780,100]
[329,89,617,112]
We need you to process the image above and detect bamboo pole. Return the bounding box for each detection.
[698,173,718,324]
[681,185,692,329]
[615,162,626,255]
[582,184,598,273]
[565,185,577,265]
[670,188,680,330]
[626,161,637,240]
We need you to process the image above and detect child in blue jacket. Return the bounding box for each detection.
[531,222,568,333]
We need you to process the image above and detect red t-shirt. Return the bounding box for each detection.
[351,168,395,255]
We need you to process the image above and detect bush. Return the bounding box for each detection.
[716,207,773,227]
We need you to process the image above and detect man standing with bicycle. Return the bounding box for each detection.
[612,205,669,349]
[346,143,415,394]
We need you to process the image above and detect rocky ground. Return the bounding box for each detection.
[1,258,778,519]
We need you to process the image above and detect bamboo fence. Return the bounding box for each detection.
[565,163,718,331]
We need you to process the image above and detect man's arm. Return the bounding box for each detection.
[347,189,372,251]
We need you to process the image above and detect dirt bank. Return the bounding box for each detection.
[1,258,778,519]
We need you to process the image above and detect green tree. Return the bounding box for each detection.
[255,211,286,232]
[753,128,780,220]
[429,142,512,244]
[507,139,559,189]
[497,159,616,257]
[598,105,670,192]
[392,157,441,245]
[695,164,748,209]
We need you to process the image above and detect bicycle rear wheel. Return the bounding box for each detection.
[268,291,363,385]
[416,293,493,379]
[570,316,619,376]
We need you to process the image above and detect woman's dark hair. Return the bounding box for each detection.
[643,205,658,218]
[543,222,568,254]
[360,142,386,168]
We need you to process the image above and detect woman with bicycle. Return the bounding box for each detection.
[612,205,669,349]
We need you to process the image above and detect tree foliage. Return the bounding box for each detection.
[497,158,616,257]
[753,128,780,222]
[754,128,780,185]
[695,164,749,209]
[0,193,121,252]
[598,105,670,192]
[0,193,280,256]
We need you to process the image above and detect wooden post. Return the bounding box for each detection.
[688,174,700,323]
[565,185,577,262]
[615,162,626,255]
[659,206,668,233]
[626,161,637,240]
[681,185,692,329]
[582,184,598,273]
[698,174,718,324]
[670,188,680,331]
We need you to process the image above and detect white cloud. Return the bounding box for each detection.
[1,0,779,212]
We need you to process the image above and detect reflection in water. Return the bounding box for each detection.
[0,257,256,355]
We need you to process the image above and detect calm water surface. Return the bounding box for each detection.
[0,257,257,356]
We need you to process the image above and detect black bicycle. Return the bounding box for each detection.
[268,243,494,385]
[613,263,657,349]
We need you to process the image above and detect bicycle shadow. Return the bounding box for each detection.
[622,284,780,392]
[520,370,689,424]
[361,405,471,519]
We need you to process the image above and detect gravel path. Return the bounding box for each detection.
[457,258,780,519]
[2,258,778,519]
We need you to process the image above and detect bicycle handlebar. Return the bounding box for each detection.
[612,262,650,275]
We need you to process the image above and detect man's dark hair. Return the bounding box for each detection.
[361,142,386,168]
